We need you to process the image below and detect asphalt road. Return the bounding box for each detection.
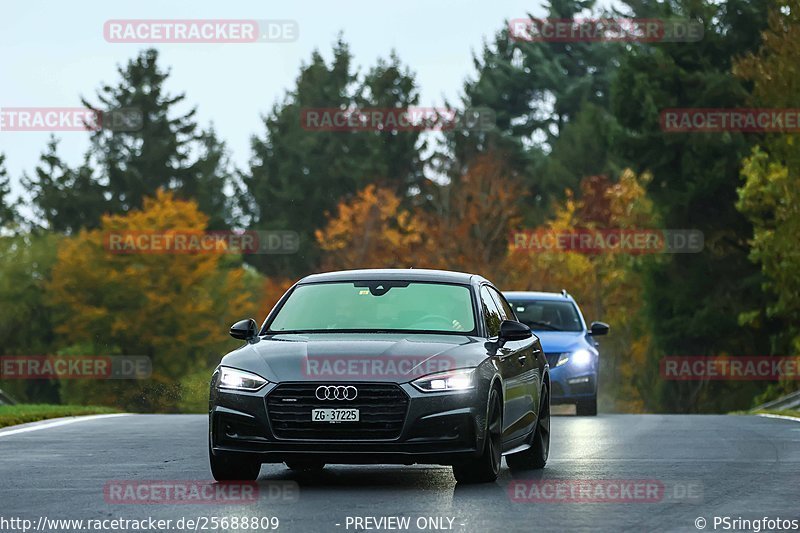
[1,414,799,533]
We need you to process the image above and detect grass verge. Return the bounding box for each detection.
[0,404,121,429]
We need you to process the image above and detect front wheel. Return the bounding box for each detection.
[506,383,550,471]
[452,387,502,484]
[209,440,261,481]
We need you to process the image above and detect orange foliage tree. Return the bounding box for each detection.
[315,184,429,270]
[425,153,526,277]
[315,152,525,276]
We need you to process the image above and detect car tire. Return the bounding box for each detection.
[576,397,597,416]
[506,383,550,471]
[285,460,325,471]
[209,439,261,481]
[452,387,502,484]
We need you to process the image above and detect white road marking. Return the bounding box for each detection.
[757,413,800,423]
[0,414,130,438]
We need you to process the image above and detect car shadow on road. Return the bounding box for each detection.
[255,464,456,491]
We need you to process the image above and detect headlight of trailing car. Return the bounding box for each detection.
[556,349,592,367]
[217,367,268,391]
[412,368,475,392]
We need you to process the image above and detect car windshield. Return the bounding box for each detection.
[267,281,476,334]
[507,299,582,332]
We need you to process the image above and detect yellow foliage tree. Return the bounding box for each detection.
[47,190,259,411]
[503,170,656,412]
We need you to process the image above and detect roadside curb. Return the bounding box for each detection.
[757,413,800,423]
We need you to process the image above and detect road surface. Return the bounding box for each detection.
[1,414,798,532]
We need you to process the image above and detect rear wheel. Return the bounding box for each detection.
[452,387,502,484]
[576,397,597,416]
[209,440,261,481]
[506,383,550,471]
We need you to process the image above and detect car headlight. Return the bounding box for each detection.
[570,349,592,366]
[555,349,593,367]
[217,367,268,391]
[412,368,475,392]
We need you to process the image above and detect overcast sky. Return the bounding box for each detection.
[1,0,554,202]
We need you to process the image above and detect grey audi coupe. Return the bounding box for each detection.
[209,269,550,484]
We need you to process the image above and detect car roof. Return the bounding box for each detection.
[503,290,575,302]
[298,268,485,285]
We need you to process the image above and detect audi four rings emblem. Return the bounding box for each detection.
[315,385,358,400]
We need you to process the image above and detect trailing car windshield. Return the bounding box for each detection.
[267,281,476,334]
[508,300,582,332]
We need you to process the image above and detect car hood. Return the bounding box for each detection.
[219,333,488,384]
[532,331,588,353]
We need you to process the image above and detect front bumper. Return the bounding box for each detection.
[209,381,486,465]
[549,367,597,403]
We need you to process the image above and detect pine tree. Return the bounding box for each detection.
[81,48,199,214]
[244,39,424,276]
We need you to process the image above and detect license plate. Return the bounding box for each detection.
[312,408,359,423]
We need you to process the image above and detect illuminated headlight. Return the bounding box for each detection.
[555,349,593,367]
[412,368,475,392]
[571,349,592,366]
[217,367,268,391]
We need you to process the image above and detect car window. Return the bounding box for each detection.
[488,287,516,321]
[507,299,583,332]
[479,286,503,337]
[268,281,476,333]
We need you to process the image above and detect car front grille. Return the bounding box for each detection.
[266,383,409,440]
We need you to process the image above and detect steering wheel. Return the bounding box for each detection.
[408,314,457,329]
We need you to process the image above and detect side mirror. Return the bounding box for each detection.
[499,320,533,342]
[590,321,610,336]
[230,318,258,340]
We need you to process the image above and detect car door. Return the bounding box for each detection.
[479,285,527,441]
[488,286,540,438]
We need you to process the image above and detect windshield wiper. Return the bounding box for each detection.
[525,321,563,331]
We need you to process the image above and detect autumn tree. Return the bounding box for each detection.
[735,0,800,400]
[315,184,429,270]
[503,170,655,412]
[315,152,524,278]
[46,190,259,412]
[425,153,526,277]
